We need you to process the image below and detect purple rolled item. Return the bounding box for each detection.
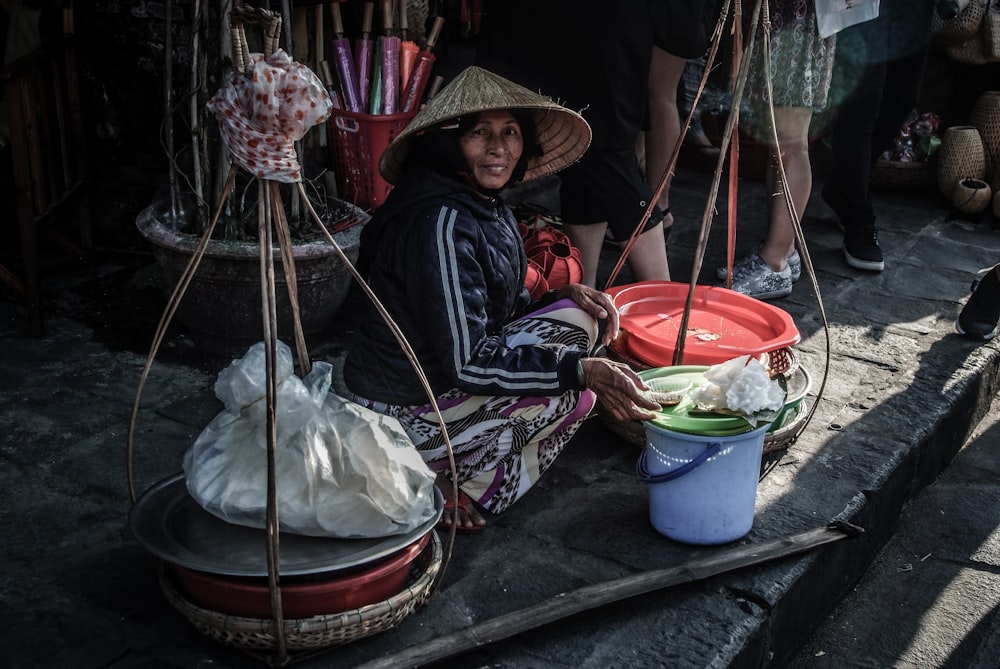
[356,38,374,111]
[380,35,401,115]
[332,38,362,113]
[355,2,375,113]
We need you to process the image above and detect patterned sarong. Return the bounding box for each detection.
[352,299,598,513]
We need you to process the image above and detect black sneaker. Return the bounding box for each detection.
[843,226,884,272]
[957,267,1000,341]
[821,185,885,271]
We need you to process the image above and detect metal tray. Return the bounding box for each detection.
[128,473,443,577]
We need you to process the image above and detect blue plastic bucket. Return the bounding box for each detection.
[637,422,769,545]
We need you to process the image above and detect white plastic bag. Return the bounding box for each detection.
[182,341,438,538]
[815,0,880,39]
[690,355,786,425]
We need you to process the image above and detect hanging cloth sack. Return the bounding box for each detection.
[182,341,438,539]
[815,0,881,39]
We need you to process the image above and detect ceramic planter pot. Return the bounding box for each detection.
[136,202,368,357]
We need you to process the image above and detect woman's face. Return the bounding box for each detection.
[458,110,525,192]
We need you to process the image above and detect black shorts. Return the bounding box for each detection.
[559,148,664,243]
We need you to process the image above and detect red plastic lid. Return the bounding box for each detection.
[607,281,800,368]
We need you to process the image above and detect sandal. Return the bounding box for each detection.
[438,490,486,534]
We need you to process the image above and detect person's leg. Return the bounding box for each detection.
[760,106,814,271]
[561,149,670,287]
[561,222,609,288]
[563,219,670,286]
[621,222,671,283]
[644,46,686,219]
[679,55,717,150]
[827,60,886,223]
[824,15,888,271]
[727,106,812,300]
[389,302,599,528]
[871,51,930,165]
[872,0,935,161]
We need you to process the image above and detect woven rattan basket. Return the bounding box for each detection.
[970,91,1000,179]
[937,125,986,197]
[596,396,809,456]
[596,348,809,456]
[933,0,986,45]
[159,530,442,654]
[869,159,934,192]
[952,177,992,213]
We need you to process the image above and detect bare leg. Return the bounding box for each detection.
[643,47,686,225]
[563,221,671,287]
[623,222,671,282]
[562,222,610,288]
[759,106,813,272]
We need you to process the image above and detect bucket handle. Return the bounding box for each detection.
[636,443,723,484]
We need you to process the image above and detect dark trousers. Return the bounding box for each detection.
[826,0,935,227]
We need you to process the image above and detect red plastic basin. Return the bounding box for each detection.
[607,281,800,367]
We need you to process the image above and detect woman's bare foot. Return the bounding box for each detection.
[436,478,487,533]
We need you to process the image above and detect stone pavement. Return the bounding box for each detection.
[785,381,1000,668]
[2,164,1000,669]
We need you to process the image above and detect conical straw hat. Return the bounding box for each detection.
[379,66,592,185]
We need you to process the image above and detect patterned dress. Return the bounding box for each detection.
[746,0,837,110]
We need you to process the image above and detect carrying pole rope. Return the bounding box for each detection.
[258,177,288,662]
[127,6,461,665]
[671,0,763,365]
[755,2,830,441]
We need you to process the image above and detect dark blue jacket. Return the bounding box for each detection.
[343,168,585,405]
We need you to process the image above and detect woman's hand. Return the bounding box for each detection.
[579,357,660,422]
[557,283,620,346]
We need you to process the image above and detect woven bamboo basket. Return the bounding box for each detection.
[987,15,1000,60]
[596,347,807,455]
[969,91,1000,179]
[952,177,992,213]
[596,394,809,456]
[869,159,934,192]
[933,0,986,46]
[937,125,986,197]
[159,530,442,654]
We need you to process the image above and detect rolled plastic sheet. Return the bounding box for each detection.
[398,0,419,92]
[380,35,401,114]
[400,40,419,91]
[368,44,383,114]
[378,0,400,115]
[355,1,375,111]
[330,2,362,112]
[400,17,444,113]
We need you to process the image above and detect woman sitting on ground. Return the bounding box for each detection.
[343,67,659,533]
